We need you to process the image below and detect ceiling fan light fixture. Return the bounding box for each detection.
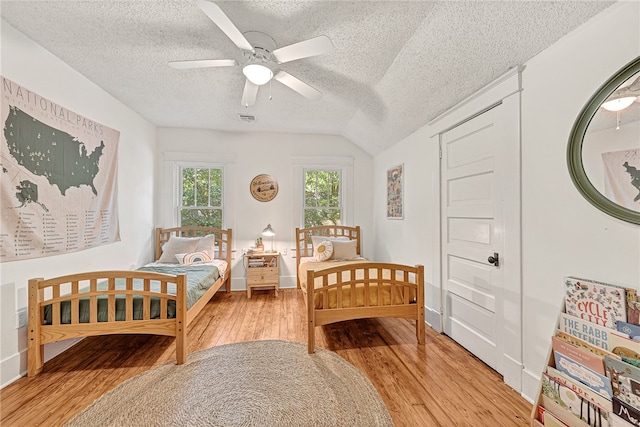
[601,94,637,112]
[243,64,273,86]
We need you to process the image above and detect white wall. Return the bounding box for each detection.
[156,128,373,290]
[373,0,640,402]
[0,21,157,387]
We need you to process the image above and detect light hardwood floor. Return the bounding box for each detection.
[1,289,533,426]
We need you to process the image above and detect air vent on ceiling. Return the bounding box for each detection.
[238,114,256,123]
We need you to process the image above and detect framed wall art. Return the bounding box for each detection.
[386,164,403,219]
[250,174,278,202]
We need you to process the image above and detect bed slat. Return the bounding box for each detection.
[90,279,98,323]
[51,286,60,326]
[160,281,168,319]
[126,277,133,321]
[108,277,116,322]
[71,281,79,324]
[143,279,151,320]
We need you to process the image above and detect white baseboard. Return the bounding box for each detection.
[1,338,81,389]
[0,349,25,389]
[425,306,442,333]
[521,367,541,404]
[502,354,523,392]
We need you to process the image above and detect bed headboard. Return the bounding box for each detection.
[155,227,233,265]
[294,225,361,282]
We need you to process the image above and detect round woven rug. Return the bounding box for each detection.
[65,340,393,427]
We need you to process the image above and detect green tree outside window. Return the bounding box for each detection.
[304,170,341,228]
[180,167,223,228]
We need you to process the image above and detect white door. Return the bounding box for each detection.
[441,104,505,374]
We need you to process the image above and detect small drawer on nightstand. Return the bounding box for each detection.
[247,267,278,284]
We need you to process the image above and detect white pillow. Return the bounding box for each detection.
[158,236,199,263]
[310,235,350,256]
[175,251,212,265]
[314,240,334,261]
[331,239,358,260]
[195,234,216,260]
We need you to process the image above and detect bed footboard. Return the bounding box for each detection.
[306,262,425,353]
[28,271,187,377]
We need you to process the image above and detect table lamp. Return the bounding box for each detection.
[262,224,275,252]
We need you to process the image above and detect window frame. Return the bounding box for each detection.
[302,167,344,228]
[292,156,354,230]
[177,163,224,229]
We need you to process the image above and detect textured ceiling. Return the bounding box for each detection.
[0,1,615,156]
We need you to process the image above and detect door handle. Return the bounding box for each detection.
[488,252,499,267]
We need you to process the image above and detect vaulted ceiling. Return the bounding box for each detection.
[1,1,614,156]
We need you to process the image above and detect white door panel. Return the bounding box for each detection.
[447,173,493,204]
[449,293,495,338]
[448,218,492,245]
[447,131,494,169]
[448,256,496,311]
[442,105,504,373]
[446,158,494,179]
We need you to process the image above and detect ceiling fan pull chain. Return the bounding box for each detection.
[269,79,273,101]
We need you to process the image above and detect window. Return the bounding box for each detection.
[179,166,223,228]
[304,169,342,227]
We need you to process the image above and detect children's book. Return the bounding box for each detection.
[564,276,626,329]
[538,405,570,427]
[541,374,610,426]
[546,365,612,411]
[618,321,640,341]
[613,397,640,426]
[555,330,621,360]
[558,312,627,352]
[606,355,640,411]
[627,288,640,327]
[610,333,640,364]
[543,410,570,427]
[552,336,606,375]
[554,351,613,398]
[611,413,637,427]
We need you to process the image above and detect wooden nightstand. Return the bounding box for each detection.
[245,251,279,298]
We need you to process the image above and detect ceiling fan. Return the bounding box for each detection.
[602,73,640,112]
[169,0,334,107]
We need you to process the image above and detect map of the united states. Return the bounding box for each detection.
[4,106,104,196]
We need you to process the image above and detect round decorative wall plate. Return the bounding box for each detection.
[250,174,278,202]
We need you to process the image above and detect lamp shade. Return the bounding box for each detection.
[243,64,273,86]
[262,224,275,236]
[601,94,637,112]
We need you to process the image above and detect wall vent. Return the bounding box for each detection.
[238,114,256,123]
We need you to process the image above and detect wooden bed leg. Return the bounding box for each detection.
[175,274,187,365]
[416,265,425,345]
[307,270,315,354]
[28,278,44,376]
[225,229,232,292]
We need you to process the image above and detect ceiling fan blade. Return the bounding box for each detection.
[196,0,254,52]
[168,59,237,69]
[241,79,259,107]
[274,71,322,101]
[628,74,640,92]
[272,35,333,64]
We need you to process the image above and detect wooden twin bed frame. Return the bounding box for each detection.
[295,225,425,353]
[27,226,232,377]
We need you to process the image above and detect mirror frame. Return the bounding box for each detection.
[567,56,640,225]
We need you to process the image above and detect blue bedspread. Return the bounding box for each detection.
[43,264,220,324]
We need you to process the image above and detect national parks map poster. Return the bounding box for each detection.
[0,77,120,262]
[602,148,640,213]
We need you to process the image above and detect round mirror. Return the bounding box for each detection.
[568,56,640,225]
